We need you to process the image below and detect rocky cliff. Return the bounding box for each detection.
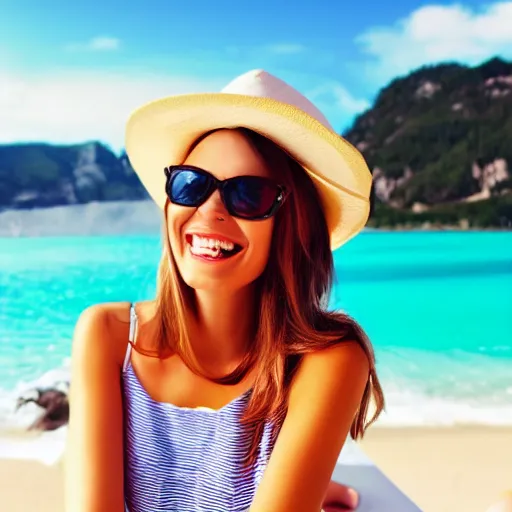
[343,56,512,228]
[0,141,148,210]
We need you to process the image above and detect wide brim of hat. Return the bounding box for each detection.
[125,92,372,250]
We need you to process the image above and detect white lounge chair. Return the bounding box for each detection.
[334,437,422,512]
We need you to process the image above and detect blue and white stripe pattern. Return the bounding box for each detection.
[122,305,281,512]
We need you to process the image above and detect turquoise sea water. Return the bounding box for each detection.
[0,231,511,427]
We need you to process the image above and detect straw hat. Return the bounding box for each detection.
[125,69,372,250]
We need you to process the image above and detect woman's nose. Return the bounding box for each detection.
[196,189,229,219]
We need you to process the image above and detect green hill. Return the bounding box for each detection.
[0,142,148,210]
[343,56,512,228]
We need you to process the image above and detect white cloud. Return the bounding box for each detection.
[65,36,121,52]
[307,82,370,116]
[226,43,306,57]
[0,69,224,152]
[88,37,120,51]
[357,2,512,82]
[264,43,306,55]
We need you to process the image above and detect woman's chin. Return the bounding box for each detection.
[177,249,267,293]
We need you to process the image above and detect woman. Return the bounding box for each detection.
[64,69,385,512]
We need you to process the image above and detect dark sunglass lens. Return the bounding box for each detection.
[169,169,210,206]
[227,177,279,218]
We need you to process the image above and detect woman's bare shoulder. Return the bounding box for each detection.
[71,301,133,369]
[65,301,134,510]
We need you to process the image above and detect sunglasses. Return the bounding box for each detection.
[164,165,288,220]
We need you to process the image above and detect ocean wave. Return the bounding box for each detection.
[1,362,512,435]
[0,427,67,465]
[374,386,512,427]
[0,362,70,432]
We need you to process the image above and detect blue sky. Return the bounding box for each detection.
[1,0,512,152]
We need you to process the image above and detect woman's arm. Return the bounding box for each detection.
[249,341,370,512]
[64,305,126,512]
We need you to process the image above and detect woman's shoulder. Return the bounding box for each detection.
[290,341,369,398]
[71,301,136,370]
[75,301,133,333]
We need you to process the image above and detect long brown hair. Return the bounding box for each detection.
[136,127,385,470]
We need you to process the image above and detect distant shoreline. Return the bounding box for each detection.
[0,200,162,237]
[0,201,510,238]
[366,225,512,232]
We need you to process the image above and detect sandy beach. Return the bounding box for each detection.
[1,426,511,512]
[361,426,512,512]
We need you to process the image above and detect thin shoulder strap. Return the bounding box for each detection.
[129,302,138,344]
[122,302,138,372]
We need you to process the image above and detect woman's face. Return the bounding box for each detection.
[166,129,275,293]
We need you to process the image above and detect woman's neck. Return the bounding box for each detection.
[188,284,257,374]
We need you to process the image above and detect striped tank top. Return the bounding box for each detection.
[122,303,282,512]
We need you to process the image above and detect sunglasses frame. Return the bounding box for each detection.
[164,165,289,220]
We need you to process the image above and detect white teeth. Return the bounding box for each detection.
[191,234,235,251]
[190,245,221,258]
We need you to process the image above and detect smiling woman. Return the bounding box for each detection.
[166,129,285,296]
[64,69,384,512]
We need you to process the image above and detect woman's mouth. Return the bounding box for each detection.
[185,233,243,261]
